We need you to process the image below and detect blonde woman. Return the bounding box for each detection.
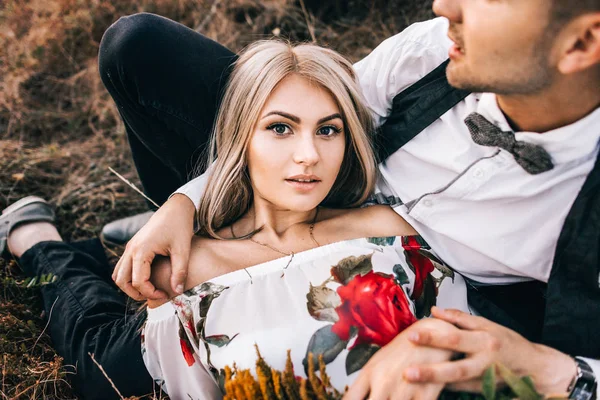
[139,40,470,398]
[1,38,468,399]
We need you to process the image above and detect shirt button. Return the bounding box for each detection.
[473,168,484,178]
[423,199,433,207]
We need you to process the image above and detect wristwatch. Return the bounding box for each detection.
[568,358,597,400]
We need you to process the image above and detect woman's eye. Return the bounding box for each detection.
[268,124,291,136]
[317,126,342,137]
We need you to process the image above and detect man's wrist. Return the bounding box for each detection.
[531,343,578,394]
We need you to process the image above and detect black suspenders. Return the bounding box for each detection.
[376,59,470,161]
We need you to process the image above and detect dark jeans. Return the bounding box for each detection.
[98,12,237,207]
[23,12,236,399]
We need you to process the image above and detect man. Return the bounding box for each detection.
[102,0,600,398]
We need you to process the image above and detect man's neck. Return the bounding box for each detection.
[496,76,600,133]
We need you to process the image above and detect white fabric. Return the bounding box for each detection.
[173,16,600,391]
[143,236,469,398]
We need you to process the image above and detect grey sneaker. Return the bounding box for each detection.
[101,211,155,245]
[0,196,55,257]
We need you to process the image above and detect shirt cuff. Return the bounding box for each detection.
[578,357,600,399]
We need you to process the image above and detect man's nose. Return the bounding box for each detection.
[432,0,462,23]
[293,134,320,165]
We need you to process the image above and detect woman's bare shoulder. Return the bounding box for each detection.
[146,235,221,308]
[318,205,417,241]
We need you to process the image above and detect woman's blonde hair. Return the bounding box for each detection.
[196,40,377,238]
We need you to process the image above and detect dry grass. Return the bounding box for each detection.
[0,0,433,398]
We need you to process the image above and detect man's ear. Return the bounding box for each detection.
[557,14,600,74]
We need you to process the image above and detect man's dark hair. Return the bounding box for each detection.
[551,0,600,27]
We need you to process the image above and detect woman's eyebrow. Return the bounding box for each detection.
[317,113,342,124]
[261,111,300,123]
[261,111,343,125]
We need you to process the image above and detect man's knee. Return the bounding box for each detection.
[98,13,168,85]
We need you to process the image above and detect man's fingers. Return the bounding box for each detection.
[170,249,190,294]
[403,356,490,384]
[115,255,145,300]
[136,280,168,300]
[431,307,490,331]
[343,371,371,400]
[131,254,167,300]
[446,379,487,393]
[408,329,496,354]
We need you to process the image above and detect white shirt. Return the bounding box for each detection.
[174,17,600,388]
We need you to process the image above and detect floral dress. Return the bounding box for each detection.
[141,236,470,399]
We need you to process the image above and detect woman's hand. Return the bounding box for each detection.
[112,194,196,301]
[344,318,462,400]
[402,307,577,395]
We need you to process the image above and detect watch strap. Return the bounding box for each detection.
[569,358,597,400]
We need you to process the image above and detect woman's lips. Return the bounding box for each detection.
[285,179,320,191]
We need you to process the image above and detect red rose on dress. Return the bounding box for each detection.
[331,271,416,348]
[402,236,435,300]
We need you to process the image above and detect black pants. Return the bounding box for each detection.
[21,12,237,399]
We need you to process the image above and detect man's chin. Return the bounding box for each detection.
[446,63,486,92]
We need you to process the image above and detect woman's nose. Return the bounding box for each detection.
[293,135,320,166]
[432,0,463,23]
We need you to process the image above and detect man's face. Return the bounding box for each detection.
[433,0,558,95]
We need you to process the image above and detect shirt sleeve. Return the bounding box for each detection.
[169,161,218,209]
[142,303,222,399]
[353,17,453,127]
[578,357,600,398]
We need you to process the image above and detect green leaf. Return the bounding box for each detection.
[497,363,543,400]
[345,343,380,375]
[330,253,373,285]
[482,366,496,400]
[303,324,348,374]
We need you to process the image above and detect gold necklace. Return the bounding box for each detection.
[230,208,321,271]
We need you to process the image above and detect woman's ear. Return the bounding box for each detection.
[557,14,600,74]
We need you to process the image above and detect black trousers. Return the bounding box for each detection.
[21,12,237,399]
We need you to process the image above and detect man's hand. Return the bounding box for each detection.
[112,194,196,301]
[344,318,462,400]
[402,307,577,394]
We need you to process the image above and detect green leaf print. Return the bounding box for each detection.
[205,333,239,348]
[392,264,410,285]
[303,325,349,374]
[345,343,380,375]
[367,236,396,246]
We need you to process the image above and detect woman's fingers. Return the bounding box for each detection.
[343,372,371,400]
[404,356,490,384]
[408,328,497,354]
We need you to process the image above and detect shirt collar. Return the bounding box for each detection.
[473,92,600,165]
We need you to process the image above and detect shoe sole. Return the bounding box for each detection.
[2,196,49,216]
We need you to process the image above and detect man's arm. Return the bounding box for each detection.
[401,307,585,396]
[112,168,212,300]
[352,17,452,127]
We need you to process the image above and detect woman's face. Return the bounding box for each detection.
[247,74,346,212]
